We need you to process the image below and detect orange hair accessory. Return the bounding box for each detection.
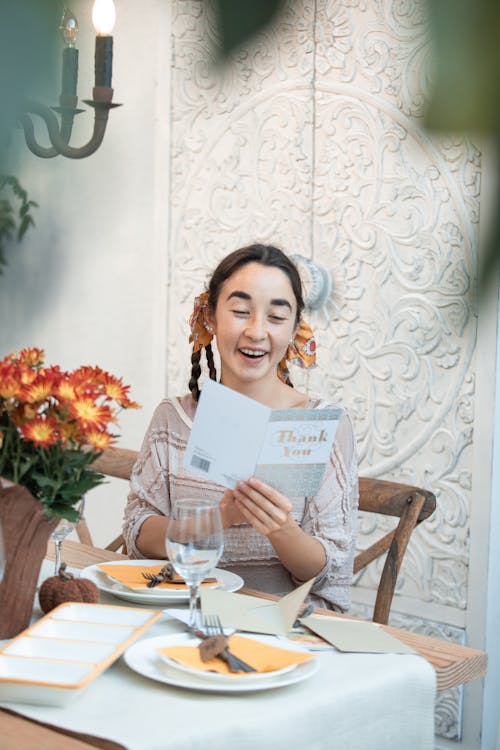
[189,291,213,353]
[277,318,316,383]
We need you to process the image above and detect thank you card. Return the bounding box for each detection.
[184,379,343,496]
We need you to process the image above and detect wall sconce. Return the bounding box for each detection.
[20,1,121,159]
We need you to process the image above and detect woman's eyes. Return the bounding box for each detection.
[230,309,287,322]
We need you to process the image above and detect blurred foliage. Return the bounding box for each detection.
[0,0,60,169]
[0,176,38,273]
[424,0,500,134]
[214,0,286,57]
[424,0,500,289]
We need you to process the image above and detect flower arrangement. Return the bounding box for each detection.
[0,348,140,521]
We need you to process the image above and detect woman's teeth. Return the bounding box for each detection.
[240,349,266,358]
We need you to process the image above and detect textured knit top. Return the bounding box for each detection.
[123,393,359,612]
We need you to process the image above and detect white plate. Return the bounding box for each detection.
[157,633,298,683]
[124,633,319,693]
[81,561,244,605]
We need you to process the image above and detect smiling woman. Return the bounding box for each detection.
[123,245,359,613]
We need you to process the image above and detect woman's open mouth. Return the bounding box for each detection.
[239,348,268,361]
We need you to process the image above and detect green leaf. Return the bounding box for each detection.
[0,173,38,273]
[425,0,500,134]
[214,0,286,57]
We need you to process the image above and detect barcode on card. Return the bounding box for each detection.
[191,454,210,473]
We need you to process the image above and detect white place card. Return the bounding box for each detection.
[183,379,342,496]
[301,615,417,654]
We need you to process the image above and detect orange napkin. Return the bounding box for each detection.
[158,635,314,676]
[97,563,217,590]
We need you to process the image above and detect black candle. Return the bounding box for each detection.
[94,35,113,88]
[61,47,79,97]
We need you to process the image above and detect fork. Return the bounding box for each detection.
[141,563,175,588]
[202,614,257,673]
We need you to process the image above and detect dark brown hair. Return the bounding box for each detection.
[189,244,304,401]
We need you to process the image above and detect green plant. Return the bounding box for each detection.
[0,175,38,273]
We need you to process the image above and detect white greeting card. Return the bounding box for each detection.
[183,379,342,496]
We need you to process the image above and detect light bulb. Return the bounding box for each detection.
[92,0,116,36]
[59,8,79,47]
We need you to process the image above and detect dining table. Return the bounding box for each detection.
[0,541,487,750]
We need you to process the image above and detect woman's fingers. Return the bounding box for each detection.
[233,477,292,535]
[219,489,246,527]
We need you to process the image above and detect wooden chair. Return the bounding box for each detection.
[355,477,435,624]
[82,448,436,625]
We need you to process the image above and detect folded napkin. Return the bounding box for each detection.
[97,563,217,590]
[158,635,314,676]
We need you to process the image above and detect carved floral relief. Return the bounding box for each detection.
[166,0,479,621]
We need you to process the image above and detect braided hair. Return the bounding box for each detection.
[189,244,304,401]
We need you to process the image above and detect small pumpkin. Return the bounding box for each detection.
[39,562,99,613]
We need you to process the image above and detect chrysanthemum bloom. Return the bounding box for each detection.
[19,416,59,447]
[69,398,113,431]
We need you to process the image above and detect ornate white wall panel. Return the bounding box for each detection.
[166,2,480,741]
[309,1,479,614]
[167,0,315,396]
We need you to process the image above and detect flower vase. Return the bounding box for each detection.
[0,478,58,638]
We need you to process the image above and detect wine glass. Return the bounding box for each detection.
[51,497,85,574]
[0,519,5,583]
[166,498,224,628]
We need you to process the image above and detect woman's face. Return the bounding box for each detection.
[210,262,298,393]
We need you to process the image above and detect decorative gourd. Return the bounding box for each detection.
[39,563,99,613]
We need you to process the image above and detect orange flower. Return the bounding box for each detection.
[101,374,128,401]
[58,379,77,402]
[19,416,59,447]
[69,398,113,430]
[23,404,38,420]
[0,372,23,400]
[101,373,141,408]
[85,429,114,450]
[22,370,56,404]
[58,420,81,446]
[18,348,45,367]
[71,365,105,385]
[19,366,37,386]
[119,396,141,409]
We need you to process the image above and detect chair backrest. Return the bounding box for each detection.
[356,477,436,624]
[77,449,139,553]
[86,448,436,624]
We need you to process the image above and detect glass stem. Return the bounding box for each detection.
[54,539,63,575]
[188,583,200,628]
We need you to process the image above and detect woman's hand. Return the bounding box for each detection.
[219,489,247,528]
[232,477,327,581]
[233,477,293,537]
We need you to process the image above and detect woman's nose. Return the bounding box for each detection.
[244,314,266,340]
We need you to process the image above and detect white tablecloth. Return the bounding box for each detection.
[0,561,436,750]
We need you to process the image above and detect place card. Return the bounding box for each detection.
[301,615,416,654]
[200,578,315,636]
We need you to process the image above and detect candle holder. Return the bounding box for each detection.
[20,4,121,160]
